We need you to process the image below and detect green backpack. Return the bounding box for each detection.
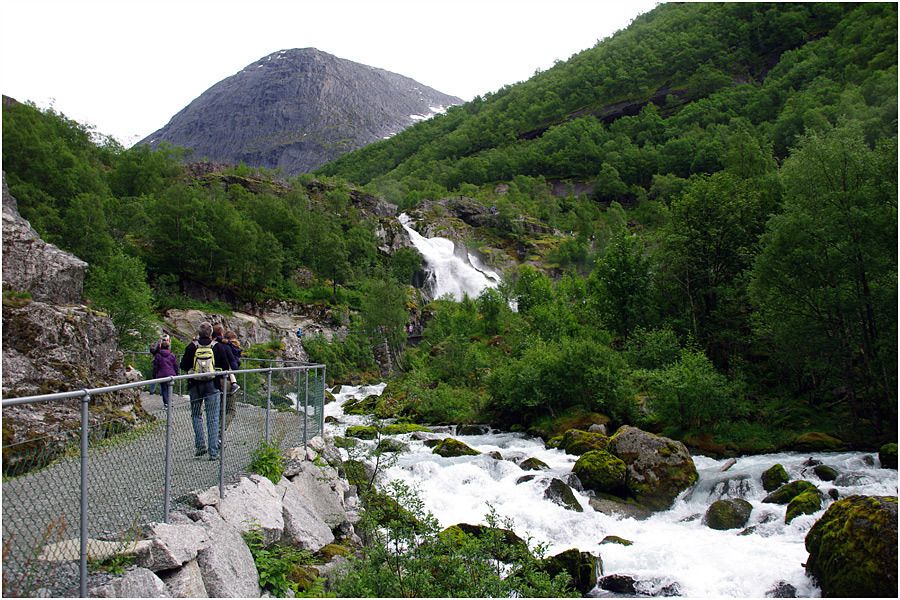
[192,341,218,381]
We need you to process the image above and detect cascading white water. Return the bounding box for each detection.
[325,385,898,598]
[399,213,501,301]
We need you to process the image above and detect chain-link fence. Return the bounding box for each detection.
[1,363,325,598]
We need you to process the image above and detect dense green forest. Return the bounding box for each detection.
[2,2,896,451]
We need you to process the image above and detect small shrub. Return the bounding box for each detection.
[243,527,316,597]
[248,441,284,484]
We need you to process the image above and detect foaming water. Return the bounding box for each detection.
[398,213,500,301]
[325,386,898,597]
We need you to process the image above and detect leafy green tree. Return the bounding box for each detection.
[750,124,897,426]
[85,251,155,348]
[588,232,655,339]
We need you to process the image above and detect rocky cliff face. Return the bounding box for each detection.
[140,48,461,175]
[2,173,142,474]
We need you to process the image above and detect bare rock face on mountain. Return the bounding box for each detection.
[141,48,462,175]
[2,173,141,475]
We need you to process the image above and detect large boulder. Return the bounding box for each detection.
[704,498,753,530]
[286,461,350,529]
[135,521,209,571]
[761,464,789,492]
[785,490,824,524]
[215,475,285,545]
[544,478,583,512]
[787,432,844,452]
[805,495,898,598]
[607,426,698,511]
[90,567,171,598]
[879,443,897,469]
[159,559,208,598]
[432,437,480,458]
[277,479,335,551]
[551,429,610,455]
[573,450,626,495]
[763,480,819,505]
[191,508,261,598]
[542,549,601,595]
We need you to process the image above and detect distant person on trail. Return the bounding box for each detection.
[151,339,178,408]
[148,333,169,394]
[180,322,229,460]
[296,326,303,339]
[224,330,243,395]
[212,324,240,432]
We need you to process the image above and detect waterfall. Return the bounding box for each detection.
[399,213,501,301]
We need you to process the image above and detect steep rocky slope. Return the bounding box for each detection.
[140,48,461,174]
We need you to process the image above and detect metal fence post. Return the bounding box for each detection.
[218,385,226,499]
[318,367,325,436]
[79,392,90,598]
[265,369,272,445]
[163,379,173,523]
[303,369,309,452]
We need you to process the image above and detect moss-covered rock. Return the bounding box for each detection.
[555,429,610,455]
[761,463,789,492]
[573,450,626,495]
[544,478,583,512]
[345,425,377,440]
[439,523,529,562]
[432,437,480,457]
[316,543,351,561]
[342,459,372,488]
[382,423,431,435]
[805,495,898,597]
[333,436,358,449]
[785,489,824,524]
[342,394,380,415]
[788,432,844,452]
[704,498,753,530]
[289,564,320,592]
[519,457,550,471]
[879,443,897,469]
[813,465,839,482]
[600,535,633,546]
[608,426,698,511]
[542,548,601,595]
[763,480,819,505]
[375,438,409,453]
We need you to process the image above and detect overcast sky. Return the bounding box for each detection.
[1,0,658,146]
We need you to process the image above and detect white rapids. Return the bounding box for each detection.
[399,213,500,301]
[325,384,898,598]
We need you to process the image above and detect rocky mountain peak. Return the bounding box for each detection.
[140,48,461,175]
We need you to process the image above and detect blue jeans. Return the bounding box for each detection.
[190,380,221,458]
[160,382,171,407]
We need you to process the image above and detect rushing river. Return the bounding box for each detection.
[325,384,897,597]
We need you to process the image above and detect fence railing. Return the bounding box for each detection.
[1,362,325,598]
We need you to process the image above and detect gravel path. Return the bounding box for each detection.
[1,389,321,596]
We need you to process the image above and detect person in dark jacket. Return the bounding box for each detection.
[151,339,178,407]
[212,324,239,431]
[180,322,230,460]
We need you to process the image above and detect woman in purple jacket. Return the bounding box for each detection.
[152,339,179,407]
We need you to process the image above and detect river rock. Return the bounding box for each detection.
[805,495,898,597]
[277,478,335,551]
[191,508,261,598]
[216,475,284,545]
[763,480,818,505]
[785,490,823,524]
[135,522,209,571]
[761,464,789,492]
[519,457,550,471]
[551,429,610,455]
[432,437,480,457]
[543,548,601,595]
[573,450,626,495]
[879,443,897,469]
[600,535,633,546]
[588,495,653,520]
[765,581,797,597]
[813,465,838,481]
[90,567,171,598]
[441,523,529,562]
[376,438,409,453]
[607,426,698,511]
[599,574,637,594]
[704,498,753,530]
[787,432,844,452]
[457,424,491,435]
[544,478,583,512]
[288,461,349,528]
[159,559,208,597]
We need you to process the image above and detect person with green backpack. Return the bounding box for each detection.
[179,321,230,460]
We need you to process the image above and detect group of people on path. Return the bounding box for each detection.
[149,322,243,461]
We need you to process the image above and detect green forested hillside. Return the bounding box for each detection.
[2,2,896,450]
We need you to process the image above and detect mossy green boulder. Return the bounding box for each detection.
[382,423,431,435]
[785,490,824,524]
[573,450,626,495]
[608,426,698,511]
[704,498,753,530]
[761,464,789,492]
[805,495,898,598]
[879,443,897,469]
[788,432,844,452]
[376,438,409,453]
[440,523,529,562]
[600,535,633,546]
[813,465,838,481]
[763,480,818,505]
[345,425,377,440]
[542,548,601,595]
[432,437,480,457]
[544,478,583,512]
[520,457,550,471]
[554,429,610,455]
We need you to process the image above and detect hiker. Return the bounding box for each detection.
[213,324,240,431]
[224,330,243,394]
[296,326,303,339]
[151,338,178,408]
[180,322,229,460]
[148,333,169,394]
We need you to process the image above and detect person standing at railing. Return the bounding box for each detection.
[151,338,178,407]
[212,324,240,432]
[180,322,230,460]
